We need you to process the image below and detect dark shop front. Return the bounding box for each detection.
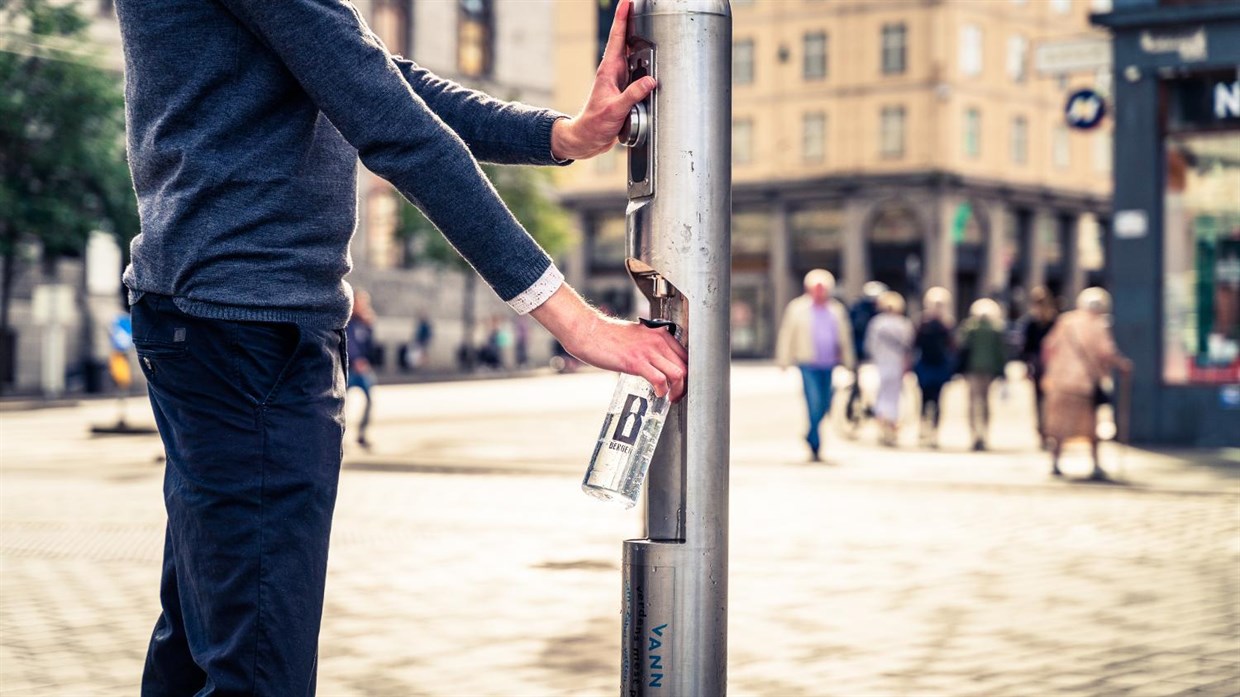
[1095,0,1240,446]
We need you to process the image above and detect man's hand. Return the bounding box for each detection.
[551,0,657,161]
[531,283,687,401]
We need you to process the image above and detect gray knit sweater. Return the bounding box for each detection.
[117,0,569,329]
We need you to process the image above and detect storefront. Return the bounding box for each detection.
[1095,0,1240,445]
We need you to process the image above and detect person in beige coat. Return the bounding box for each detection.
[1041,287,1132,479]
[776,269,856,461]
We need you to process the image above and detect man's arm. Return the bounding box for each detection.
[219,0,554,309]
[390,59,568,166]
[217,0,684,397]
[392,0,655,165]
[531,284,686,401]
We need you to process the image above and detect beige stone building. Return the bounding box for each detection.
[554,0,1115,356]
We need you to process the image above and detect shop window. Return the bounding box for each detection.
[732,209,771,259]
[792,205,845,274]
[881,23,906,76]
[589,213,626,269]
[964,108,981,159]
[803,32,827,80]
[1011,115,1029,165]
[734,39,755,85]
[1163,131,1240,384]
[803,112,825,163]
[457,0,492,79]
[596,0,619,62]
[734,118,754,164]
[880,106,906,159]
[959,24,982,78]
[373,0,412,56]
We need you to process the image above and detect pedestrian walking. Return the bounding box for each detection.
[409,313,433,371]
[844,281,888,427]
[865,291,915,446]
[346,291,378,449]
[118,0,686,691]
[1041,288,1132,480]
[959,298,1007,451]
[1021,286,1059,446]
[776,269,857,462]
[913,287,956,448]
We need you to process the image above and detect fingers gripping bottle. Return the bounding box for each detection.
[582,318,680,508]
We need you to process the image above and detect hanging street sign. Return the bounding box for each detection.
[1035,37,1112,76]
[1065,88,1108,130]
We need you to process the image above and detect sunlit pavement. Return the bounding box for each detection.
[2,365,1237,695]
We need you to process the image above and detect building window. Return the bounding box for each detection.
[373,0,413,56]
[1051,0,1071,13]
[734,39,755,85]
[1007,35,1028,82]
[803,112,825,163]
[881,24,906,76]
[596,0,619,62]
[733,118,753,165]
[803,32,827,80]
[880,106,906,159]
[960,24,983,78]
[1053,125,1071,169]
[1093,131,1112,173]
[1011,116,1028,165]
[964,108,981,158]
[457,0,492,78]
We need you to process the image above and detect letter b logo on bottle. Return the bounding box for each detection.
[612,394,649,445]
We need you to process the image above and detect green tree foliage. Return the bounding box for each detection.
[394,164,573,271]
[0,0,138,383]
[393,164,574,365]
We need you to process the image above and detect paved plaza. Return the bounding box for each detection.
[2,366,1238,695]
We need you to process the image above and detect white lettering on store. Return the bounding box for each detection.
[1216,81,1240,120]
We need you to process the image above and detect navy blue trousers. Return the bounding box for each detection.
[133,295,347,696]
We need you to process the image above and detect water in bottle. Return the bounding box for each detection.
[582,372,670,508]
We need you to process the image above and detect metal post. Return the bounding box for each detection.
[619,1,731,694]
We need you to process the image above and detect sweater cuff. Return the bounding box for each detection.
[540,113,575,167]
[506,264,564,315]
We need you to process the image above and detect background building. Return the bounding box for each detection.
[341,0,563,372]
[555,0,1115,356]
[1094,0,1240,446]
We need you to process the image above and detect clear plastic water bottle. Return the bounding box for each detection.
[582,319,679,508]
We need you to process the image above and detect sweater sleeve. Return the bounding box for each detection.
[392,56,572,167]
[218,0,559,310]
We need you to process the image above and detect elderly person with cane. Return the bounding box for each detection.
[1041,288,1132,480]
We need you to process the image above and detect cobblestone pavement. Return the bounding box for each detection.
[2,367,1238,696]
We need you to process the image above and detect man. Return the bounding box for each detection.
[117,0,686,692]
[776,270,856,461]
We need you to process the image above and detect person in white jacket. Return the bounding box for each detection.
[776,270,857,461]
